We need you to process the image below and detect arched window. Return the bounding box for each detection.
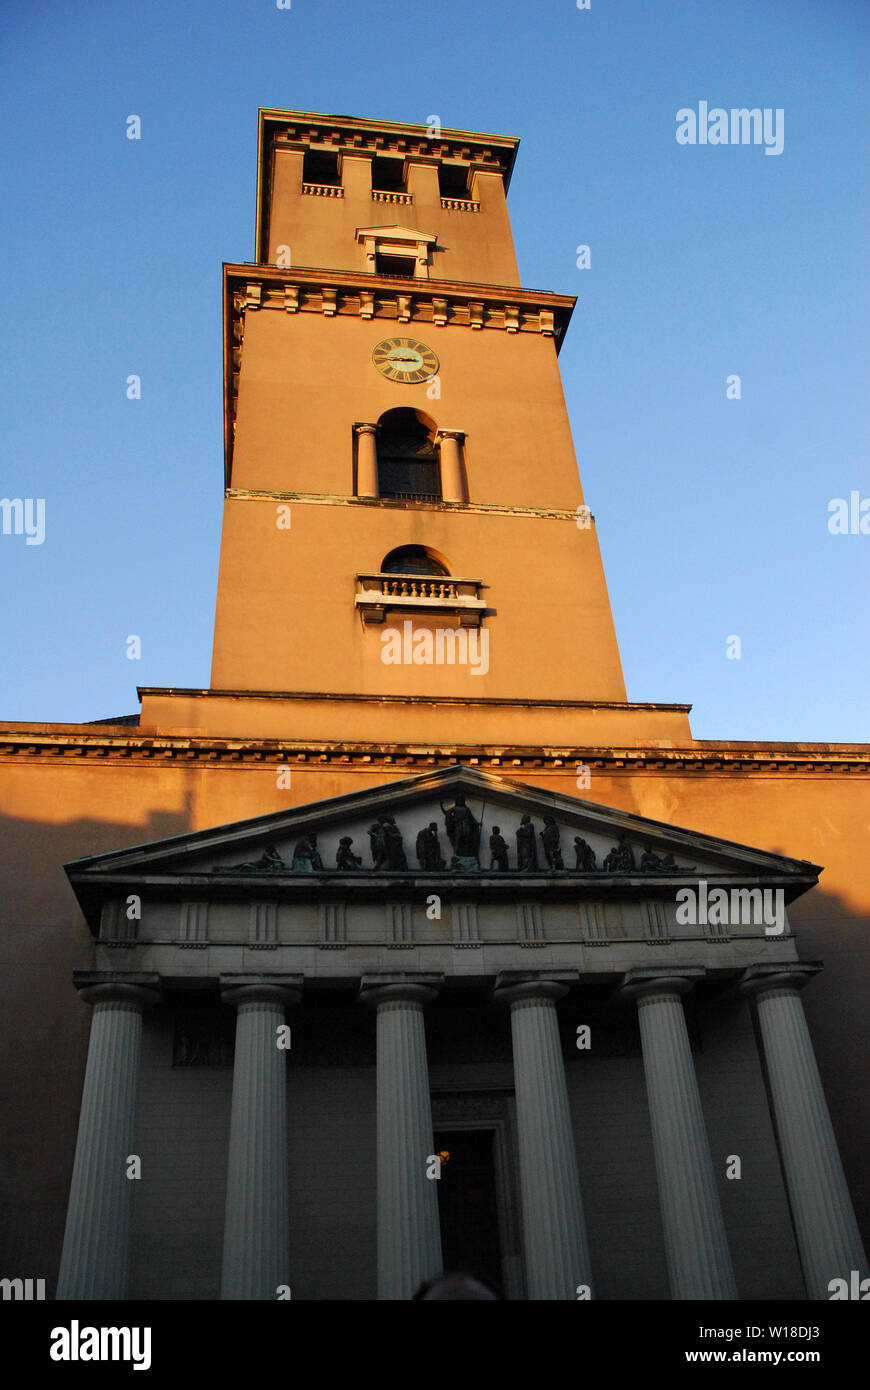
[376,409,441,501]
[381,546,449,577]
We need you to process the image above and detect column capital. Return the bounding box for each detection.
[436,428,466,443]
[220,973,303,1008]
[353,421,379,437]
[617,967,705,1004]
[72,970,161,1009]
[359,972,443,1008]
[738,962,822,1000]
[493,970,579,1007]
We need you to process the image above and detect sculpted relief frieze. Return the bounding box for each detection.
[214,792,699,881]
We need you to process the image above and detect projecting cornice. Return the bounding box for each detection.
[0,722,868,776]
[224,487,589,522]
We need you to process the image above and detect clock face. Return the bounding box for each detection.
[372,336,439,384]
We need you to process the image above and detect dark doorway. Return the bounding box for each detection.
[435,1128,503,1296]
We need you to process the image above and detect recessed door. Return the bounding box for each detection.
[434,1127,503,1296]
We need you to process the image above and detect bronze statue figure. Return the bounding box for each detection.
[603,832,635,873]
[416,822,446,871]
[489,826,509,871]
[368,819,388,870]
[224,842,285,873]
[658,852,686,872]
[574,836,597,872]
[541,815,564,870]
[640,844,690,874]
[516,814,538,872]
[336,836,362,870]
[292,833,324,872]
[440,792,482,862]
[382,815,408,870]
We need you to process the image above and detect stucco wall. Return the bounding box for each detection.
[0,746,866,1293]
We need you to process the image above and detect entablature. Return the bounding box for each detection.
[3,725,868,776]
[225,264,572,328]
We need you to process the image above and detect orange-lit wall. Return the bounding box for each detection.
[1,736,867,1289]
[267,147,520,286]
[213,300,626,698]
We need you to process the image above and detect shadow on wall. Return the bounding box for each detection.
[0,793,195,1295]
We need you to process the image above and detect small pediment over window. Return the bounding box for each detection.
[356,225,437,279]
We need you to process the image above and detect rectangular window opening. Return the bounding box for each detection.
[378,456,441,500]
[371,156,406,192]
[303,149,341,186]
[438,162,470,198]
[375,253,416,278]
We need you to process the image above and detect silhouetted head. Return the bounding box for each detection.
[411,1271,499,1301]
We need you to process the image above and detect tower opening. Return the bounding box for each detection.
[375,252,416,278]
[302,148,341,186]
[380,546,449,577]
[376,408,441,500]
[371,156,406,193]
[438,162,470,198]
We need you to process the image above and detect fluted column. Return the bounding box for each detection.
[220,975,301,1300]
[741,964,869,1298]
[494,972,592,1299]
[56,972,160,1300]
[620,969,736,1299]
[436,430,466,502]
[360,973,443,1300]
[354,422,379,497]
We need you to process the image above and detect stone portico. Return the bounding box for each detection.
[55,766,868,1300]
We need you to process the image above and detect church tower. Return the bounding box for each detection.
[210,110,628,717]
[36,110,867,1306]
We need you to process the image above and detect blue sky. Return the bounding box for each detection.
[1,0,867,740]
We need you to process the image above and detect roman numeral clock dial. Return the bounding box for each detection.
[372,336,439,384]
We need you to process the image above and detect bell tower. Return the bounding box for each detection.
[209,109,629,712]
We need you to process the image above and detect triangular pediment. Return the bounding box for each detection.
[66,765,821,927]
[355,224,437,244]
